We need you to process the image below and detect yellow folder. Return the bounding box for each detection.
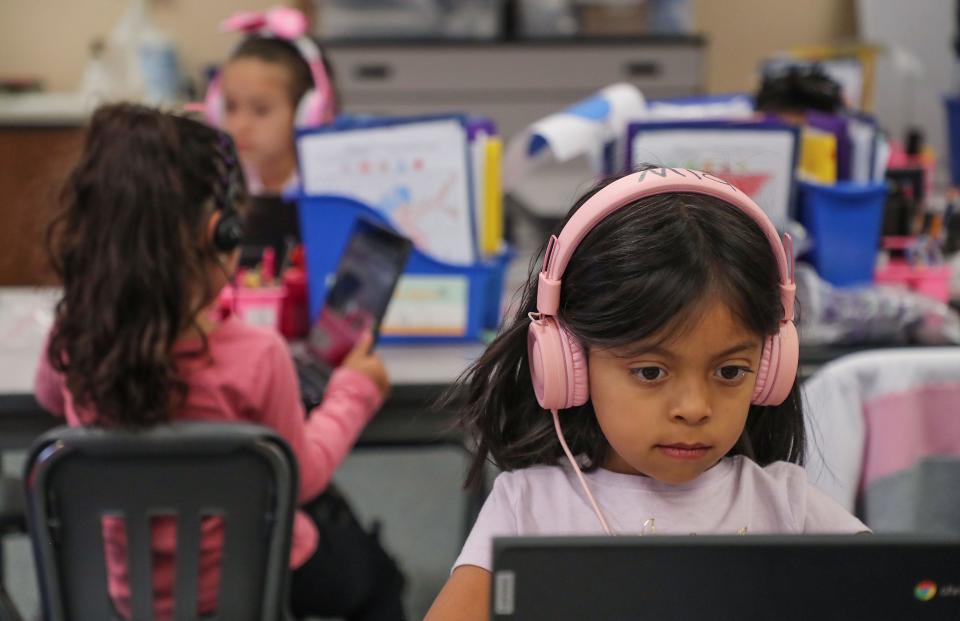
[799,128,837,184]
[482,137,503,256]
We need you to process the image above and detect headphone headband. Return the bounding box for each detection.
[536,167,795,321]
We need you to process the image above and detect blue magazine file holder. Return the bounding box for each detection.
[297,194,512,343]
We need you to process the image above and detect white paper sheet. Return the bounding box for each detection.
[299,118,476,265]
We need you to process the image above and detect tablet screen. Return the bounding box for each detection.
[306,217,412,367]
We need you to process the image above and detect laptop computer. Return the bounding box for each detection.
[295,216,412,410]
[491,535,960,620]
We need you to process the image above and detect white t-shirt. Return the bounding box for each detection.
[455,455,868,572]
[245,167,300,198]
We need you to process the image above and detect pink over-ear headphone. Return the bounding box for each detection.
[202,7,335,130]
[528,167,799,411]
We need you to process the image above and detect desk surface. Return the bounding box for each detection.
[0,287,484,391]
[0,287,484,448]
[0,286,916,449]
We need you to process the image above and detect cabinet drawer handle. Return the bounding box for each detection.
[353,64,392,81]
[624,61,660,78]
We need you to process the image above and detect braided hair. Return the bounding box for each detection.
[46,103,247,427]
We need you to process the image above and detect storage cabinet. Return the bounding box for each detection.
[0,125,84,285]
[327,38,705,136]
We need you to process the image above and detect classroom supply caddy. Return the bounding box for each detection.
[221,284,286,328]
[874,236,952,304]
[875,261,951,303]
[294,112,510,343]
[297,194,511,343]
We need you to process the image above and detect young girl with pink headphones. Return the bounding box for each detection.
[426,167,868,620]
[202,6,336,195]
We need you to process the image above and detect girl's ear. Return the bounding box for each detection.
[206,211,221,249]
[206,211,232,263]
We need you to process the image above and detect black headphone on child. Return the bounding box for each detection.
[211,132,245,253]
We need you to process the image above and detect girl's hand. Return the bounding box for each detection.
[341,331,390,397]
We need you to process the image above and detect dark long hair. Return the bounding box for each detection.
[457,177,805,487]
[231,36,339,115]
[46,103,244,428]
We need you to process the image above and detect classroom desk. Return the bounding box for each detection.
[0,286,492,544]
[6,284,947,549]
[0,285,922,451]
[0,287,485,451]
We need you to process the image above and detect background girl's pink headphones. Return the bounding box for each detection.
[528,167,799,412]
[201,7,335,129]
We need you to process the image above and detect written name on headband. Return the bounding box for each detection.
[634,167,740,192]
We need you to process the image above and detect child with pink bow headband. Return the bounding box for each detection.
[196,9,408,620]
[201,6,336,195]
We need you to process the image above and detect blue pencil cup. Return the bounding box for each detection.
[297,194,512,343]
[945,96,960,186]
[798,180,887,287]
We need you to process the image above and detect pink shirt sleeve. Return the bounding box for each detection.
[256,338,384,503]
[33,335,65,416]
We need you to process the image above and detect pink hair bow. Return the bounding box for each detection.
[221,6,308,40]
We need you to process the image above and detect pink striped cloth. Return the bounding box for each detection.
[802,348,960,519]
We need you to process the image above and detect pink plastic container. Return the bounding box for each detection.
[875,260,952,304]
[219,285,286,330]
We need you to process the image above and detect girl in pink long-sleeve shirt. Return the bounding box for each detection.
[35,103,404,620]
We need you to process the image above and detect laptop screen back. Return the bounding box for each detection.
[491,535,960,621]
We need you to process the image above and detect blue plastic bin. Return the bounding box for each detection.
[297,194,512,343]
[945,96,960,186]
[798,180,887,287]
